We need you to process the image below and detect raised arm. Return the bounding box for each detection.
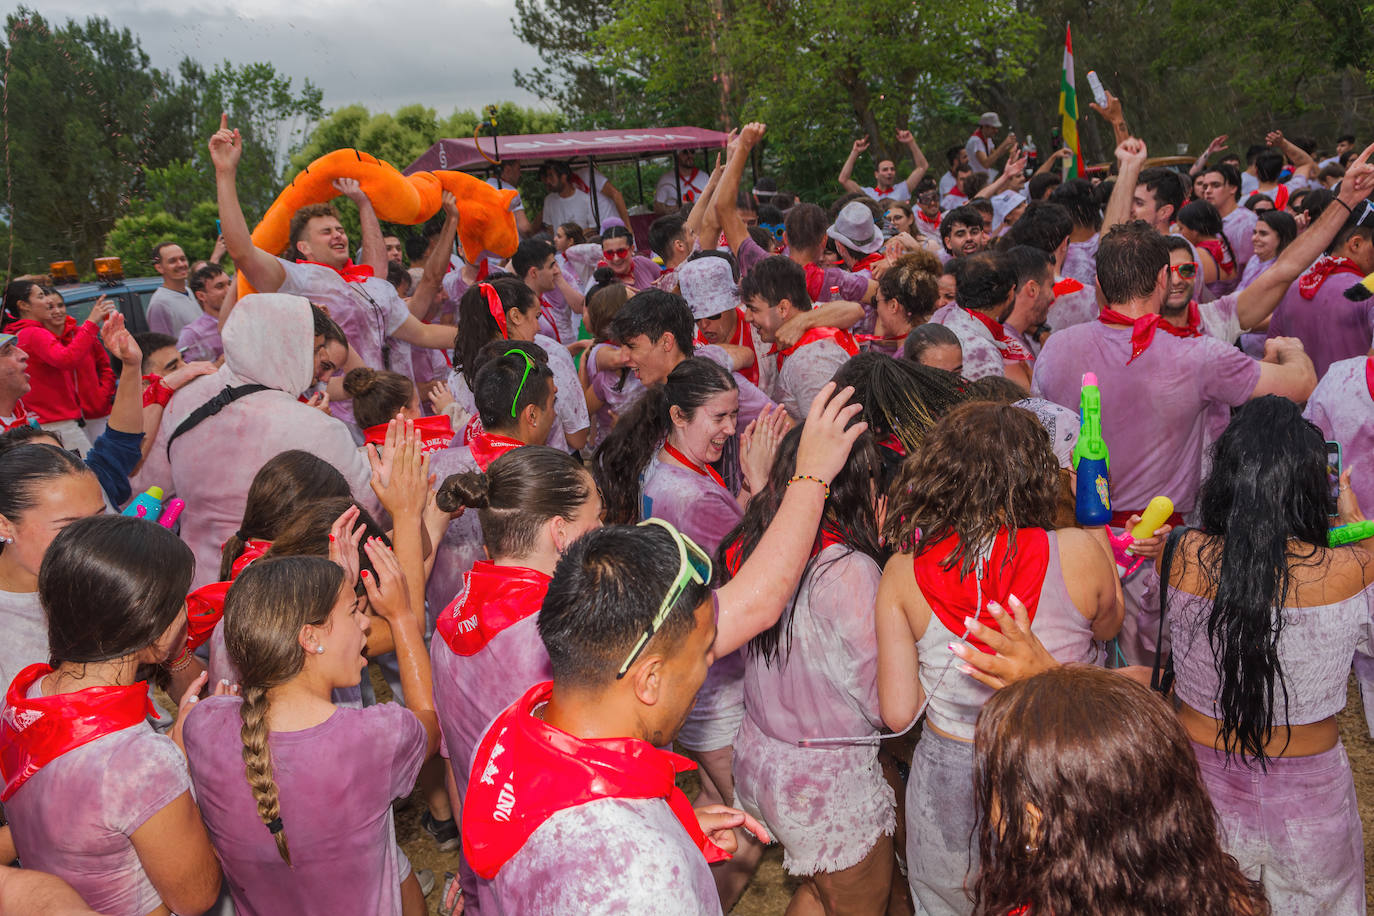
[1190,134,1228,178]
[684,154,726,250]
[407,192,460,320]
[1266,129,1316,178]
[1100,138,1148,239]
[975,146,1028,198]
[210,114,286,294]
[714,383,866,654]
[1035,147,1073,176]
[1250,336,1316,403]
[715,122,766,254]
[898,130,929,193]
[335,178,387,275]
[838,138,868,194]
[100,314,144,436]
[1088,90,1131,147]
[1237,140,1374,329]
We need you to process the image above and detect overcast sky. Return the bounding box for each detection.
[26,0,548,116]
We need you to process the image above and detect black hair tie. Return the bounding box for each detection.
[266,817,284,834]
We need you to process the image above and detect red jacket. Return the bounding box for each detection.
[8,317,115,423]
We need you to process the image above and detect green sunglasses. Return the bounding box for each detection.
[504,347,536,419]
[616,518,713,679]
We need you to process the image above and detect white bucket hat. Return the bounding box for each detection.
[826,201,883,255]
[677,257,739,320]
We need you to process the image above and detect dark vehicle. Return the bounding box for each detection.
[49,270,164,335]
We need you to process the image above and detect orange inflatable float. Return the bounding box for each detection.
[241,148,518,293]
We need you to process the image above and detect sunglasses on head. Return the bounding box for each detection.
[616,517,713,679]
[603,247,632,260]
[503,347,536,419]
[1169,261,1199,280]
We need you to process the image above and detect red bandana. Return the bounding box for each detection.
[300,259,374,284]
[184,538,272,651]
[663,442,725,489]
[470,431,524,471]
[363,415,455,455]
[1,665,154,801]
[0,399,30,432]
[1052,277,1084,297]
[803,263,826,301]
[851,252,885,274]
[726,309,759,384]
[1365,357,1374,402]
[912,527,1049,654]
[1298,256,1365,301]
[917,210,941,229]
[567,172,593,195]
[1251,185,1290,210]
[963,308,1032,361]
[463,681,730,879]
[481,282,508,338]
[1196,239,1234,274]
[538,296,562,343]
[1097,308,1199,363]
[436,562,551,656]
[771,326,860,371]
[475,260,491,283]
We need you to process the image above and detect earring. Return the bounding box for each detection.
[0,537,11,544]
[314,645,325,655]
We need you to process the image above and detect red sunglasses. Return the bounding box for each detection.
[602,247,632,260]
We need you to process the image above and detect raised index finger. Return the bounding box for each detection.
[219,112,228,132]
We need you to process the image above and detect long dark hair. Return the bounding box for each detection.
[718,426,884,665]
[42,515,194,666]
[972,665,1268,916]
[1187,396,1329,764]
[884,402,1058,568]
[1178,199,1236,267]
[453,277,537,387]
[1256,209,1298,257]
[221,451,351,580]
[2,279,42,328]
[591,357,736,525]
[0,444,90,557]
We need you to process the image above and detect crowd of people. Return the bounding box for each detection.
[0,94,1370,916]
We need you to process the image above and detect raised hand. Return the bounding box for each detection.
[1088,91,1125,125]
[327,504,365,586]
[852,136,870,154]
[794,383,867,486]
[368,414,430,520]
[1115,137,1148,168]
[332,177,371,206]
[360,537,411,622]
[740,404,792,496]
[87,294,115,326]
[441,190,460,221]
[99,311,140,366]
[896,129,915,146]
[208,112,242,172]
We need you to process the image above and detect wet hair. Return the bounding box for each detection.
[940,205,984,243]
[437,446,593,559]
[472,340,554,433]
[738,255,810,311]
[453,277,538,387]
[225,555,347,865]
[1026,172,1061,201]
[42,515,194,665]
[539,523,711,688]
[901,321,962,364]
[134,332,179,374]
[1048,178,1102,230]
[584,281,631,341]
[1254,149,1285,183]
[783,202,829,250]
[1255,210,1298,257]
[878,251,941,324]
[310,304,347,349]
[591,357,737,525]
[966,374,1030,403]
[885,402,1058,563]
[0,444,91,557]
[385,261,410,295]
[1004,202,1073,255]
[1137,167,1186,218]
[0,425,62,455]
[971,666,1269,916]
[601,225,634,248]
[648,215,688,260]
[221,451,351,580]
[1004,244,1054,289]
[607,289,697,356]
[262,497,390,591]
[2,279,43,326]
[342,367,415,430]
[512,238,556,279]
[189,263,227,297]
[1187,396,1330,764]
[721,425,884,664]
[1178,200,1236,267]
[954,251,1015,315]
[286,203,340,261]
[1202,164,1244,201]
[1096,220,1169,305]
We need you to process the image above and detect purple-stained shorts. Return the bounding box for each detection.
[1192,740,1365,916]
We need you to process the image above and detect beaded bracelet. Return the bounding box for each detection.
[163,645,194,673]
[787,474,830,498]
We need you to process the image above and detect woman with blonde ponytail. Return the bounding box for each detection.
[183,421,441,916]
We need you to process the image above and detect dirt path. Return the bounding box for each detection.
[393,671,1374,914]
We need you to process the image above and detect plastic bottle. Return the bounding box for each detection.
[1073,373,1112,526]
[158,498,185,530]
[1023,134,1038,174]
[1087,71,1108,109]
[122,486,164,522]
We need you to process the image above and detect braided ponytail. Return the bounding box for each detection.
[238,684,291,864]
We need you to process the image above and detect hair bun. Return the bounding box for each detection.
[592,266,617,286]
[342,368,376,398]
[436,471,490,513]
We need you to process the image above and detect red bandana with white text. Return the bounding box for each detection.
[436,562,551,656]
[363,415,455,455]
[469,431,524,471]
[462,681,730,879]
[1298,256,1365,301]
[1,665,153,801]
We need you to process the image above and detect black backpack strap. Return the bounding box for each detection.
[165,384,269,458]
[1151,525,1190,694]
